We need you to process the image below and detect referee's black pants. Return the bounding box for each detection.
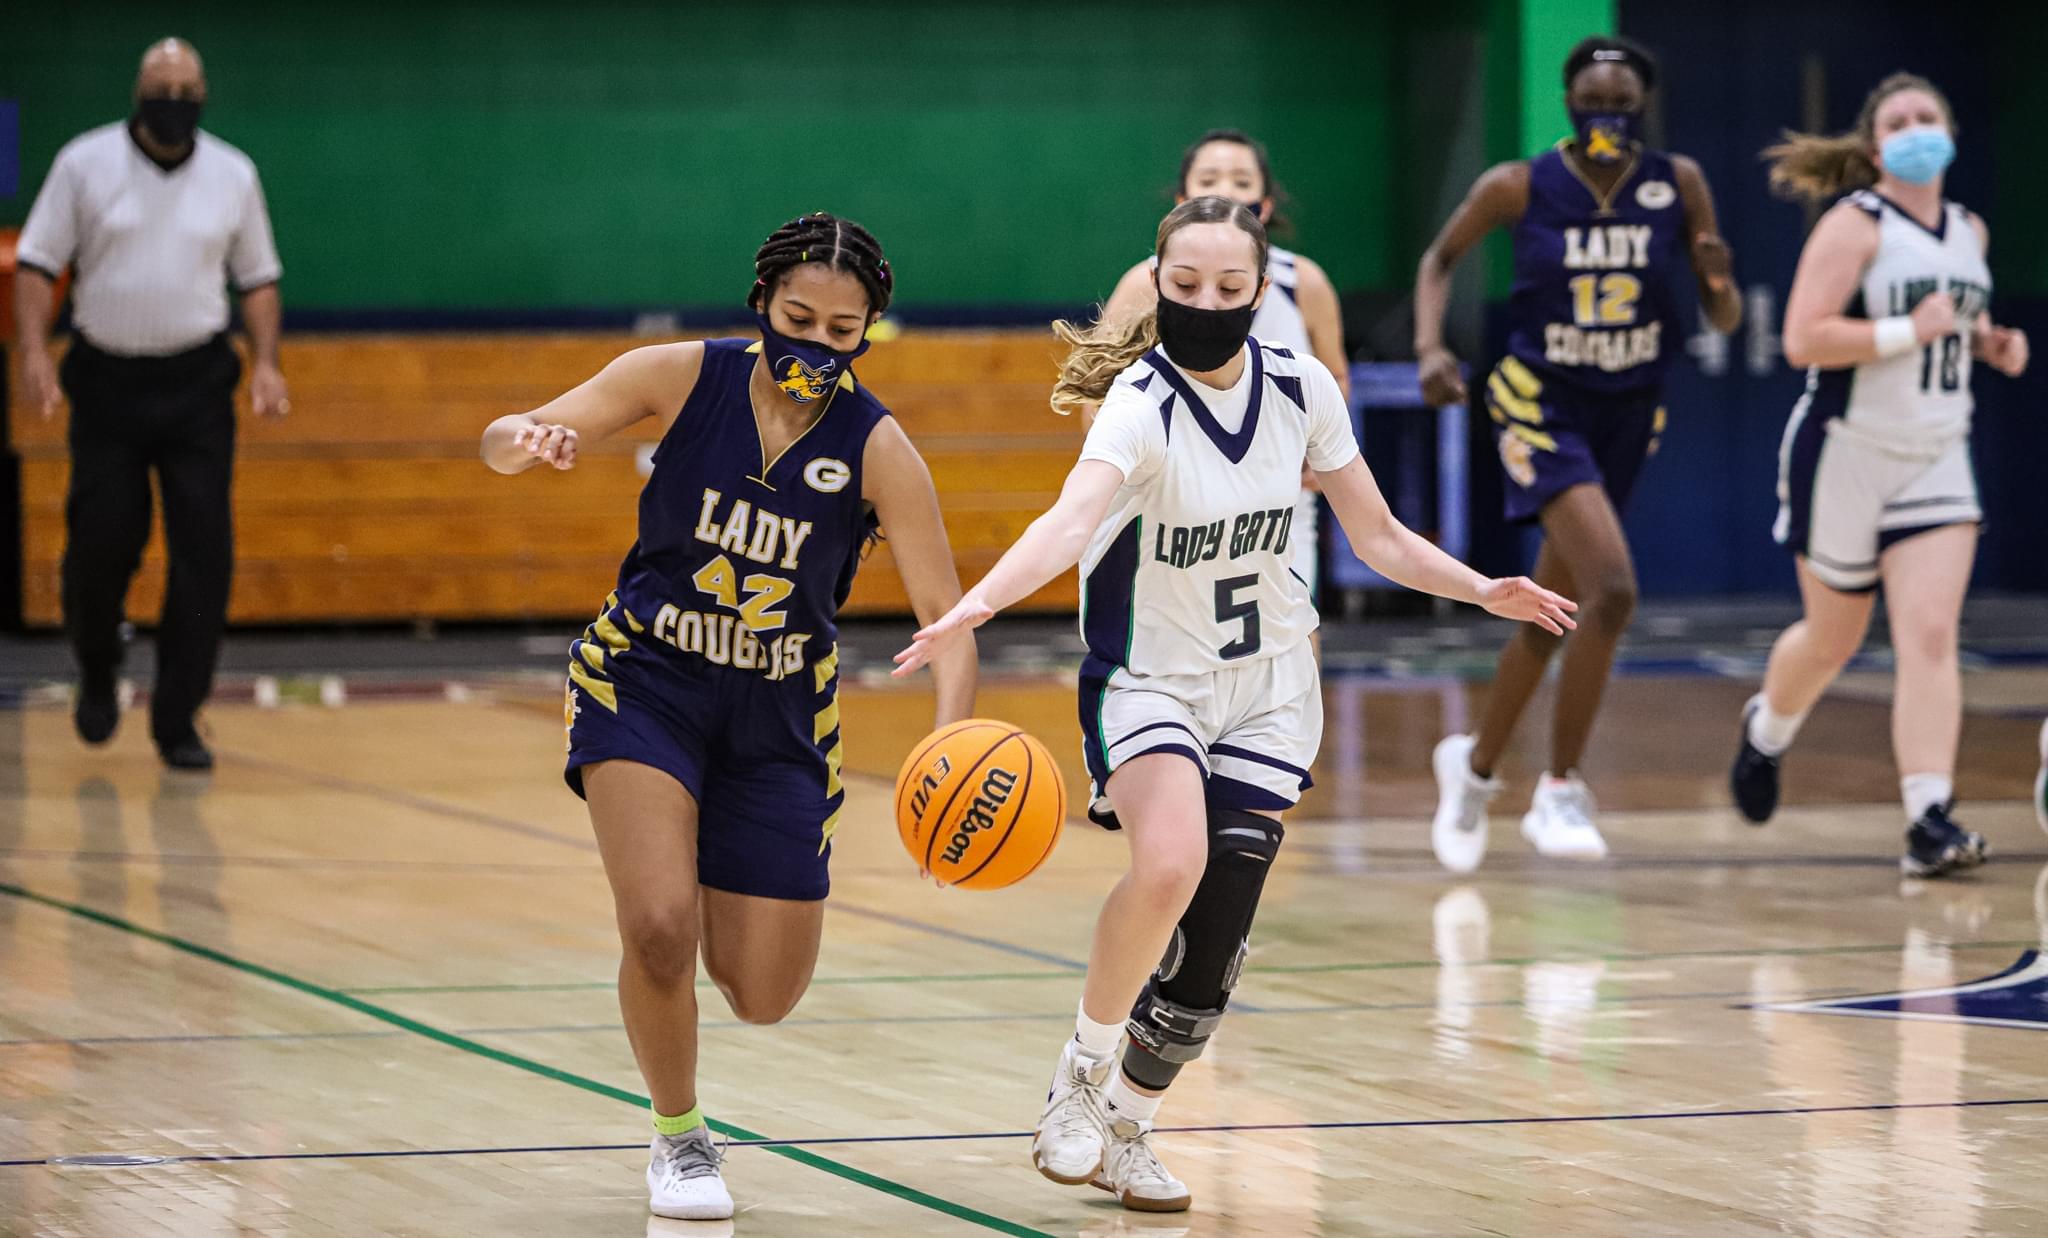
[58,332,239,746]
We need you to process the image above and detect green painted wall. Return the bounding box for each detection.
[1,2,1404,311]
[1992,9,2048,296]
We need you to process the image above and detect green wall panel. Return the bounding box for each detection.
[1,2,1404,310]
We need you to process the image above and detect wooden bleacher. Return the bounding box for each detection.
[7,329,1083,627]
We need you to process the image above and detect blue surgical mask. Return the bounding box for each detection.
[1569,109,1636,164]
[754,312,870,404]
[1880,126,1955,186]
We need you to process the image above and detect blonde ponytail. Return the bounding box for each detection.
[1050,311,1158,417]
[1761,71,1953,205]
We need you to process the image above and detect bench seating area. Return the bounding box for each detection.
[9,329,1083,626]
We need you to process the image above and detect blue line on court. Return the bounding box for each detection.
[827,901,1088,971]
[8,1095,2043,1171]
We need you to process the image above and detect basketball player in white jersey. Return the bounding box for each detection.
[894,197,1574,1212]
[1099,129,1350,601]
[1730,74,2028,876]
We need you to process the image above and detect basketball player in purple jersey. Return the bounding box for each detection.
[481,214,977,1220]
[1413,35,1742,871]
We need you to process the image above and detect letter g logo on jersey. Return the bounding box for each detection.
[804,457,852,493]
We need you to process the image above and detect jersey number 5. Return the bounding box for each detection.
[692,554,794,632]
[1215,575,1262,660]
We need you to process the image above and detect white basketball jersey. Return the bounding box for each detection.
[1075,340,1358,679]
[1251,246,1311,355]
[1799,192,1992,447]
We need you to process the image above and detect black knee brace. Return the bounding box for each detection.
[1122,806,1284,1090]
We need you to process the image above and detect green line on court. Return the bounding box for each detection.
[0,881,1054,1238]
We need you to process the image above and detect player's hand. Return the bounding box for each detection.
[1910,290,1957,344]
[514,422,579,470]
[1418,346,1467,408]
[1693,232,1734,294]
[892,593,996,677]
[1475,576,1578,635]
[250,362,291,419]
[21,347,62,421]
[1978,323,2029,377]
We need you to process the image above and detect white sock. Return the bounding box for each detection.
[1901,773,1953,822]
[1746,695,1807,758]
[1073,1001,1123,1059]
[1102,1071,1163,1125]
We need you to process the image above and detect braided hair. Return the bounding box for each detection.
[748,211,894,315]
[1563,35,1658,93]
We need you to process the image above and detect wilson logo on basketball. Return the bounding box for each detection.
[940,766,1020,865]
[908,755,953,820]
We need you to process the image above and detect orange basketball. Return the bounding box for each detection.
[894,718,1066,889]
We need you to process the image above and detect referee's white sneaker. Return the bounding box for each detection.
[1432,734,1503,874]
[1521,773,1609,861]
[646,1128,732,1221]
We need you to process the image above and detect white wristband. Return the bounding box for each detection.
[1873,316,1918,359]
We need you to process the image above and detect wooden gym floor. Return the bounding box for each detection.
[3,653,2047,1236]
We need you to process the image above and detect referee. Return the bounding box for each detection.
[12,37,287,771]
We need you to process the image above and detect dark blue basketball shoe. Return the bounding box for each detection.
[1902,803,1988,879]
[1730,696,1781,825]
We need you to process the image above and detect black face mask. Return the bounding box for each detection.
[1153,277,1258,372]
[135,97,202,148]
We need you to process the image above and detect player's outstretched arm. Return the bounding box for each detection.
[865,417,980,724]
[892,459,1125,676]
[1317,454,1578,635]
[481,341,705,474]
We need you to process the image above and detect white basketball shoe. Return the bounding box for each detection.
[1093,1117,1191,1212]
[1033,1039,1111,1184]
[646,1127,732,1220]
[1521,773,1609,860]
[1432,734,1504,874]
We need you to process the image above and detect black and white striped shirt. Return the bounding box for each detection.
[17,122,282,358]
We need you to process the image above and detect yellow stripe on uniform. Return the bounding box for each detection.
[1505,422,1559,453]
[1487,372,1545,425]
[814,694,840,744]
[812,645,840,694]
[1653,406,1668,434]
[620,607,645,634]
[593,612,632,653]
[567,661,617,712]
[578,642,606,674]
[825,740,843,797]
[1500,355,1544,398]
[816,804,843,856]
